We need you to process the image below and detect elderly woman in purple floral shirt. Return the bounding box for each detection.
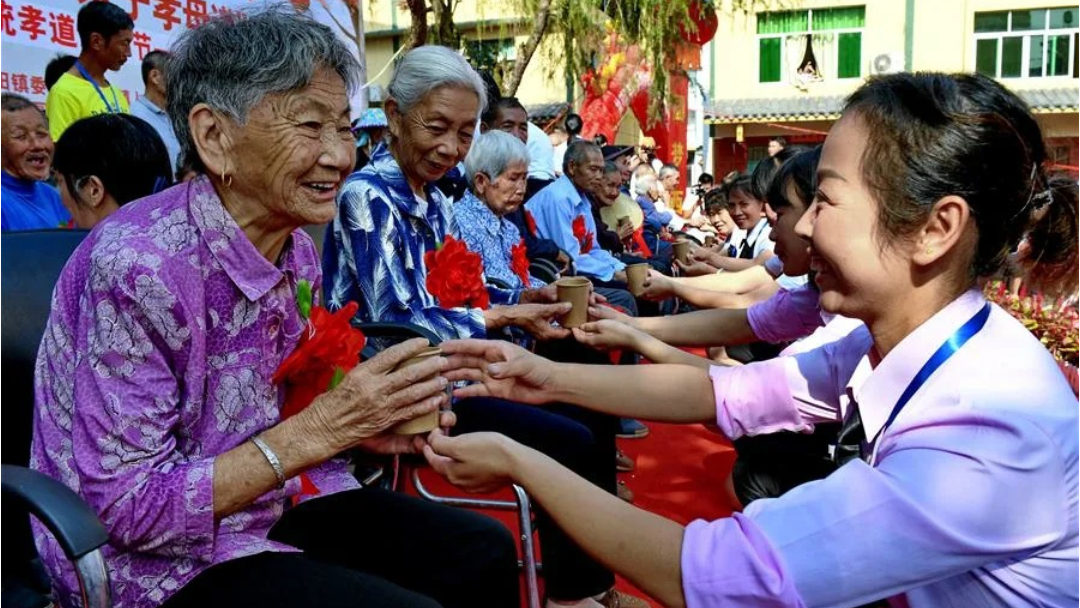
[30,9,519,608]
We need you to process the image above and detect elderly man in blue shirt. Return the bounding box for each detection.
[526,140,629,287]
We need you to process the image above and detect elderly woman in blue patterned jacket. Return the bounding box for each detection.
[323,45,646,608]
[455,130,551,292]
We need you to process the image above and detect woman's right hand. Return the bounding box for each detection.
[439,339,556,405]
[675,259,720,277]
[587,301,634,325]
[640,270,675,300]
[571,320,645,351]
[302,338,450,454]
[692,248,724,266]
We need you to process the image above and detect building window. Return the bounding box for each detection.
[974,7,1079,78]
[757,6,866,84]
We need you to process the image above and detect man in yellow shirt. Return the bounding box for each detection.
[45,1,133,141]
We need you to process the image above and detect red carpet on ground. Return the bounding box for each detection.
[407,421,736,608]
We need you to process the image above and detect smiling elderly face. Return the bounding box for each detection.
[387,85,480,191]
[2,106,53,181]
[222,67,356,226]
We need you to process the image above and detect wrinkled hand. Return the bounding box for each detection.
[686,216,706,228]
[304,338,450,453]
[519,284,558,304]
[440,339,556,405]
[616,223,635,240]
[504,302,573,340]
[676,259,720,277]
[640,269,675,300]
[424,431,522,494]
[356,410,457,455]
[572,319,645,351]
[588,290,608,307]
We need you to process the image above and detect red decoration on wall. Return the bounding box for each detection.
[678,1,718,46]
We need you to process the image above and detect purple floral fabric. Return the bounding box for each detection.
[30,175,359,608]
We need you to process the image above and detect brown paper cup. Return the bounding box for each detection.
[391,346,443,435]
[672,240,691,264]
[556,276,591,328]
[704,235,717,248]
[626,263,649,296]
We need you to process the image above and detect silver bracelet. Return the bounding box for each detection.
[251,436,285,489]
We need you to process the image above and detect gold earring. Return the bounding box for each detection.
[220,168,233,188]
[924,246,933,255]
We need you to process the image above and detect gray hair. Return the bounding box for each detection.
[634,173,657,197]
[563,140,601,174]
[464,130,529,188]
[658,164,679,179]
[388,45,487,116]
[1,93,41,116]
[166,6,361,173]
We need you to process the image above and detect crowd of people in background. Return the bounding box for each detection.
[1,4,1078,608]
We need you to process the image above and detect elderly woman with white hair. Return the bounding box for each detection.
[324,47,646,608]
[31,9,521,608]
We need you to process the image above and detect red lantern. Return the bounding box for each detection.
[678,1,718,47]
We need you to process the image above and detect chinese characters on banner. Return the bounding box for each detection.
[0,0,251,105]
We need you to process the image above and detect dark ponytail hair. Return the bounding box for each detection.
[844,72,1078,295]
[766,145,821,212]
[53,114,174,208]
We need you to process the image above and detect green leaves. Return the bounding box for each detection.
[296,279,313,321]
[328,367,346,391]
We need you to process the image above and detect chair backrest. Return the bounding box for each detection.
[1,229,89,467]
[1,229,90,597]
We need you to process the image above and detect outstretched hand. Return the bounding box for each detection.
[423,431,523,494]
[572,319,645,351]
[439,339,557,405]
[640,270,676,300]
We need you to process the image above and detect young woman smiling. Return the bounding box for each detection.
[424,73,1079,607]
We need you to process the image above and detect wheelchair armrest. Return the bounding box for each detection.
[353,322,443,359]
[2,465,108,560]
[528,259,560,284]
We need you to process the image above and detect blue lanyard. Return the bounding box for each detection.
[75,61,121,114]
[870,302,992,446]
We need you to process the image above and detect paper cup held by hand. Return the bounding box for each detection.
[672,240,691,264]
[391,346,443,435]
[626,263,649,296]
[704,235,717,248]
[555,276,591,328]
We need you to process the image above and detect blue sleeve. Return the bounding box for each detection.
[527,194,623,282]
[332,185,487,342]
[638,197,671,230]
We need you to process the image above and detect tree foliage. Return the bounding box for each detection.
[508,0,774,120]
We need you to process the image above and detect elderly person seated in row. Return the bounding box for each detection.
[479,95,571,271]
[322,45,645,608]
[31,10,520,608]
[1,93,71,231]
